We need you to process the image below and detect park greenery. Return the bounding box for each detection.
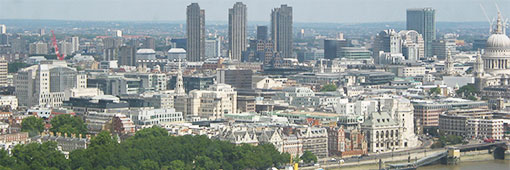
[320,84,337,92]
[431,134,465,148]
[50,114,88,137]
[0,126,295,170]
[7,62,32,73]
[20,116,45,137]
[300,151,318,164]
[456,84,478,101]
[428,87,442,95]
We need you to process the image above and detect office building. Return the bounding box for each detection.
[399,30,425,61]
[15,62,86,107]
[143,37,156,50]
[205,38,220,58]
[338,47,372,60]
[257,26,268,40]
[228,2,247,61]
[186,3,205,62]
[407,8,436,58]
[324,39,350,60]
[118,46,136,66]
[216,69,253,89]
[0,34,7,45]
[187,83,238,120]
[432,37,457,60]
[271,4,293,58]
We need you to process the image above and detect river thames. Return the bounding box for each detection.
[332,159,509,170]
[419,159,510,170]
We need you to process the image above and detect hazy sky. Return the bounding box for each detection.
[0,0,509,23]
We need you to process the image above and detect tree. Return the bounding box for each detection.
[320,84,337,92]
[134,126,168,139]
[89,131,118,147]
[50,114,87,137]
[8,62,32,73]
[138,159,159,170]
[457,84,478,100]
[164,160,186,170]
[0,150,14,168]
[300,151,317,164]
[21,116,45,137]
[10,142,70,170]
[429,87,442,95]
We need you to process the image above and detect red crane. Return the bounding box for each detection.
[51,30,64,60]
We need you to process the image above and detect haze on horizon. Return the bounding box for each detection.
[0,0,508,23]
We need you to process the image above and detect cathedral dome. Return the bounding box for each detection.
[486,34,510,49]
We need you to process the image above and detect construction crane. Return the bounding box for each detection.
[51,30,64,60]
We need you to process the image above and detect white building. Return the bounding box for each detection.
[64,88,103,100]
[136,49,157,60]
[467,119,504,140]
[187,83,238,120]
[0,96,18,110]
[252,76,284,89]
[167,48,186,61]
[14,62,86,108]
[396,66,426,77]
[335,100,378,116]
[122,108,183,127]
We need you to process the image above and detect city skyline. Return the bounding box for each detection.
[0,0,509,23]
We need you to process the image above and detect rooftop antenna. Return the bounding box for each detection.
[480,4,494,33]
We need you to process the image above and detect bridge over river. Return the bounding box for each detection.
[386,142,510,170]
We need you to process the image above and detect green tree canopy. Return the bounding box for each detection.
[429,87,442,95]
[456,84,478,100]
[320,84,337,92]
[8,62,32,73]
[300,151,317,164]
[21,116,45,137]
[1,126,290,170]
[50,114,87,137]
[10,142,70,170]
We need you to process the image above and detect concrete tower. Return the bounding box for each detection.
[271,4,293,58]
[228,2,247,61]
[187,3,205,62]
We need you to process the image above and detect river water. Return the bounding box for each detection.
[332,159,510,170]
[419,159,510,170]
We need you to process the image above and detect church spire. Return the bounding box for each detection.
[495,11,505,34]
[474,49,484,77]
[445,49,454,75]
[175,58,185,95]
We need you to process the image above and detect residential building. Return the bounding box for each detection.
[119,46,136,66]
[29,42,48,55]
[187,3,205,62]
[467,119,505,140]
[228,2,247,61]
[271,4,293,58]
